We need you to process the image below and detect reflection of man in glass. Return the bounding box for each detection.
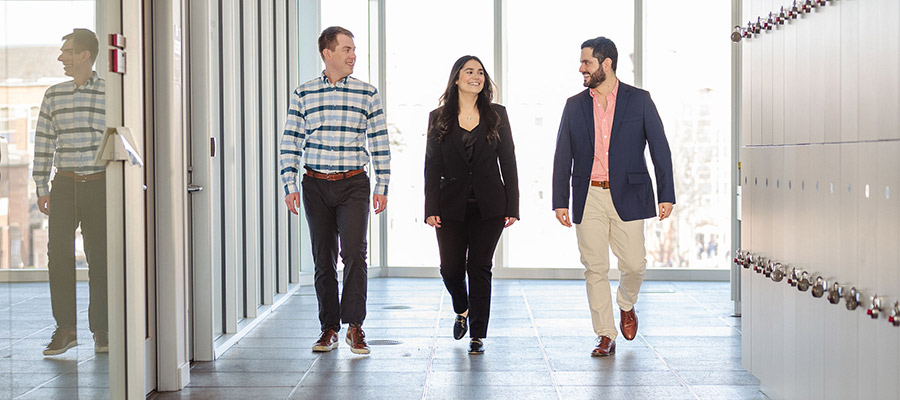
[552,37,675,357]
[33,29,107,356]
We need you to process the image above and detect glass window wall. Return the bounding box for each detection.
[383,0,494,267]
[644,0,732,269]
[505,0,635,268]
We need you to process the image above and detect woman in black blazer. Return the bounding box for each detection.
[424,55,519,354]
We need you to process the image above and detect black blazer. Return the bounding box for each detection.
[425,103,519,222]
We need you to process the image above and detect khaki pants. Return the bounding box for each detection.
[575,186,646,340]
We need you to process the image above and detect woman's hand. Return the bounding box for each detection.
[426,215,442,228]
[504,217,518,228]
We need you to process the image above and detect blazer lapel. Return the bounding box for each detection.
[471,126,491,166]
[610,83,631,138]
[578,89,595,149]
[446,126,468,164]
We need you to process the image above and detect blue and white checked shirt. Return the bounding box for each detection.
[279,73,391,196]
[33,73,106,197]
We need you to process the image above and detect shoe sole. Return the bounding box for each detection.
[43,340,77,356]
[591,347,616,357]
[312,342,338,352]
[345,337,370,354]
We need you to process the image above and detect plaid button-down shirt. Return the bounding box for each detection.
[279,73,391,196]
[33,73,106,197]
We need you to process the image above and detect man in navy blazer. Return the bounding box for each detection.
[552,37,675,357]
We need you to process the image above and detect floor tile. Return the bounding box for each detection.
[424,385,558,400]
[5,279,766,399]
[691,385,771,400]
[557,385,695,400]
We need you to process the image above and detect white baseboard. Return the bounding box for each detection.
[0,269,90,282]
[381,266,729,281]
[177,361,191,389]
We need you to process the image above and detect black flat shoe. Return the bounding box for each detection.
[453,315,468,340]
[468,338,484,354]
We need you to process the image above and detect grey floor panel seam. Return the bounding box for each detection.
[520,284,563,400]
[285,352,323,399]
[420,289,445,400]
[683,290,743,336]
[10,354,102,399]
[637,332,701,400]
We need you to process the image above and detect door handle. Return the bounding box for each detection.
[187,184,203,193]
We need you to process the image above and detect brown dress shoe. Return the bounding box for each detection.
[312,328,339,352]
[346,324,370,354]
[591,336,616,357]
[620,308,638,341]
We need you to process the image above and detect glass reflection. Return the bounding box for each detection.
[1,1,109,398]
[35,28,108,358]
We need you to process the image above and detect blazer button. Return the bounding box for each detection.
[468,172,473,175]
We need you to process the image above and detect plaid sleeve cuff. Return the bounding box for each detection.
[374,183,388,196]
[284,182,299,196]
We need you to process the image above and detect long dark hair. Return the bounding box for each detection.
[433,55,501,144]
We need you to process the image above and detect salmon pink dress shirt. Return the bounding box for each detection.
[589,80,619,182]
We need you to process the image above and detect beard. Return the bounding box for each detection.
[583,68,606,89]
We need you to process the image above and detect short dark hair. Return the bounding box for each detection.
[581,37,618,72]
[318,26,354,59]
[62,28,99,64]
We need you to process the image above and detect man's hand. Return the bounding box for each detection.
[373,194,388,214]
[284,192,300,215]
[37,196,50,216]
[426,215,441,228]
[554,208,572,228]
[504,217,518,228]
[658,202,674,221]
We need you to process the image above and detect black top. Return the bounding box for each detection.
[424,103,520,222]
[458,123,480,166]
[457,123,481,201]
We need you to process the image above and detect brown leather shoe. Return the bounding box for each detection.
[620,308,638,341]
[345,324,370,354]
[312,328,339,352]
[591,336,616,357]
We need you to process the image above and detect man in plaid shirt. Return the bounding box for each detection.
[33,29,108,356]
[280,26,391,355]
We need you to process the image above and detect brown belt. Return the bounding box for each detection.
[591,180,610,189]
[56,171,106,183]
[305,168,365,181]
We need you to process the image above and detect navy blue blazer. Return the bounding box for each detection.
[552,83,675,224]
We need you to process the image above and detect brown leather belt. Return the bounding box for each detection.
[591,180,610,189]
[305,168,365,181]
[57,171,105,183]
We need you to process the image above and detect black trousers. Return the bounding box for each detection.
[47,175,107,332]
[435,203,505,338]
[301,173,370,331]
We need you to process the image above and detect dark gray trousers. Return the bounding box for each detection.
[301,172,370,331]
[47,174,107,332]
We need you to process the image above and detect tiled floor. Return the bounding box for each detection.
[152,278,767,400]
[0,282,110,399]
